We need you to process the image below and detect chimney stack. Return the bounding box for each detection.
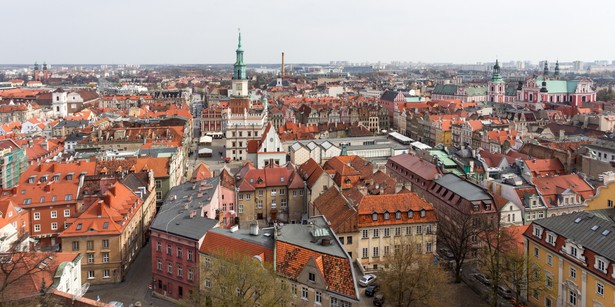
[281,52,285,78]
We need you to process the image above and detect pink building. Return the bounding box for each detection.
[150,177,220,301]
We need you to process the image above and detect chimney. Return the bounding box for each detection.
[281,52,285,78]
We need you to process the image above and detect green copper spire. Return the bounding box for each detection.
[34,61,39,70]
[233,30,246,80]
[491,59,503,83]
[543,60,549,77]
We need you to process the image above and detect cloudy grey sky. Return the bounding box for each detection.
[2,0,613,64]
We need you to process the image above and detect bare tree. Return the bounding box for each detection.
[185,250,290,307]
[379,236,449,307]
[0,242,55,303]
[503,249,549,306]
[436,211,477,283]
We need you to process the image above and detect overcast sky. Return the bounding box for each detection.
[2,0,614,65]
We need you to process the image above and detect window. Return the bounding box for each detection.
[72,241,79,251]
[88,271,95,279]
[301,286,308,300]
[103,269,110,278]
[246,194,251,200]
[87,254,94,264]
[24,198,31,205]
[534,247,539,257]
[167,244,172,255]
[103,253,109,263]
[155,180,162,189]
[372,213,378,221]
[373,247,379,258]
[65,194,73,201]
[362,248,368,258]
[34,212,40,220]
[420,209,425,218]
[547,253,552,266]
[570,267,576,279]
[373,229,379,238]
[64,209,70,217]
[188,268,193,281]
[609,200,614,208]
[347,236,352,244]
[426,225,432,234]
[205,278,211,288]
[408,211,413,218]
[238,204,244,213]
[156,241,161,252]
[300,190,304,196]
[239,194,243,200]
[395,211,401,219]
[416,225,422,234]
[87,240,94,250]
[102,240,109,249]
[291,284,297,296]
[384,212,390,220]
[40,196,44,203]
[156,191,162,200]
[281,199,287,207]
[546,233,555,245]
[570,246,577,258]
[545,297,552,307]
[362,230,368,239]
[51,222,57,230]
[568,290,577,305]
[315,291,322,304]
[280,189,285,195]
[546,275,553,289]
[339,237,344,244]
[177,247,183,258]
[596,282,604,296]
[292,190,297,197]
[177,265,183,278]
[309,272,315,282]
[187,250,193,261]
[167,263,173,274]
[34,224,41,232]
[384,228,390,237]
[596,258,607,273]
[426,242,433,253]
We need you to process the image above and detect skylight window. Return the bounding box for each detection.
[591,225,599,231]
[76,223,82,230]
[103,222,109,229]
[574,218,582,223]
[602,230,611,236]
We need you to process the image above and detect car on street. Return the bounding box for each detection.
[497,285,513,299]
[438,248,454,259]
[373,293,385,306]
[473,273,491,286]
[359,274,377,287]
[365,284,379,297]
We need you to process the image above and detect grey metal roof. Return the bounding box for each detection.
[151,177,220,240]
[276,215,347,258]
[435,173,492,202]
[535,209,615,262]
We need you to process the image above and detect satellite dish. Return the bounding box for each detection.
[73,282,90,299]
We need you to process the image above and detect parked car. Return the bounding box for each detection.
[359,274,377,287]
[438,248,455,259]
[373,293,385,306]
[365,284,380,297]
[108,302,124,307]
[473,273,491,286]
[497,285,513,299]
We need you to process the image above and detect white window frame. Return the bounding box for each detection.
[64,209,70,217]
[34,212,40,220]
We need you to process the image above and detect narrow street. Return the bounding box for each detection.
[83,242,176,307]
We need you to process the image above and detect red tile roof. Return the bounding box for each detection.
[199,230,274,263]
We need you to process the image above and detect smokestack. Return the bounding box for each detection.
[281,52,285,78]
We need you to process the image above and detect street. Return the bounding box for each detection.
[83,242,176,307]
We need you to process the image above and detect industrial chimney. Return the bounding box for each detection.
[281,52,285,78]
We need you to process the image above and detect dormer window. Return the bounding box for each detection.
[408,211,413,219]
[384,212,390,220]
[372,213,378,221]
[40,175,48,183]
[420,209,425,218]
[546,232,556,246]
[595,257,608,274]
[66,173,74,180]
[52,174,60,182]
[533,225,543,238]
[395,211,401,220]
[280,177,284,182]
[28,176,36,183]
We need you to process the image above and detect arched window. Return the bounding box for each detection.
[372,213,378,221]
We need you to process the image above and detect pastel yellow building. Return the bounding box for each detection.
[525,209,615,307]
[586,180,615,210]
